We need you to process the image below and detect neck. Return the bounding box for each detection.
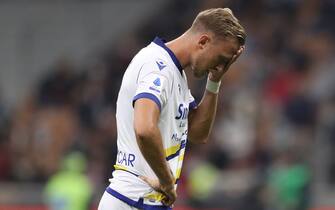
[165,32,193,70]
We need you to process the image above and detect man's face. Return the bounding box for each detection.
[190,36,240,78]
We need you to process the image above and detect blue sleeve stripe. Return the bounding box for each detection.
[133,92,162,111]
[189,100,197,109]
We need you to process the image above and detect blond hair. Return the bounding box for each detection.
[191,8,246,45]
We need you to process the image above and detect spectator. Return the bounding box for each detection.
[44,151,92,210]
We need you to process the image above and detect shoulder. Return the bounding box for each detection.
[138,54,174,79]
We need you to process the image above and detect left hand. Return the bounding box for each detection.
[208,45,245,82]
[139,175,176,207]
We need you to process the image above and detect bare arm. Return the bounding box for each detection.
[133,98,176,206]
[188,90,218,144]
[188,46,244,144]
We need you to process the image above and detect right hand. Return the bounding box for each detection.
[139,175,177,207]
[208,45,245,82]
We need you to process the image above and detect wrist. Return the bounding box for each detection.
[206,78,221,94]
[160,173,175,186]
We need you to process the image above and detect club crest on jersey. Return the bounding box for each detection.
[156,60,166,70]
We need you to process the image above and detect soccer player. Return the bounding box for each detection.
[98,8,246,210]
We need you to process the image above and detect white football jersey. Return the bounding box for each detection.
[107,37,197,209]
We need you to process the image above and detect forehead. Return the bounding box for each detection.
[214,37,240,56]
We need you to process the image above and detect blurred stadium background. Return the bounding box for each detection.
[0,0,334,210]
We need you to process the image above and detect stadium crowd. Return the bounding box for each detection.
[0,0,335,210]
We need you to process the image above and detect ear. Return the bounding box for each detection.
[198,34,211,49]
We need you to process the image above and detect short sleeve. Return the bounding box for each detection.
[188,89,197,110]
[133,62,171,111]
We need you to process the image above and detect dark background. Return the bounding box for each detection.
[0,0,334,209]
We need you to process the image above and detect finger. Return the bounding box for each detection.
[224,54,238,71]
[139,175,150,184]
[234,46,245,59]
[139,176,161,191]
[162,190,176,206]
[226,46,244,69]
[231,54,239,63]
[236,48,243,58]
[162,192,171,204]
[208,68,219,74]
[162,196,174,207]
[235,46,244,57]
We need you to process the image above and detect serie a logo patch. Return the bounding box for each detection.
[153,77,161,86]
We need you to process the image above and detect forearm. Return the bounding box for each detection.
[135,127,174,185]
[188,89,218,144]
